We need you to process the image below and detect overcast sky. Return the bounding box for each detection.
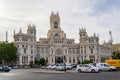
[0,0,120,44]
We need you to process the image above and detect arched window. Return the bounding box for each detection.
[51,48,54,54]
[52,57,53,62]
[65,48,67,54]
[73,57,75,63]
[24,48,26,53]
[69,57,71,63]
[91,49,93,53]
[54,22,58,28]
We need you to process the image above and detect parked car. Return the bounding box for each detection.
[76,64,100,73]
[0,66,11,72]
[12,65,19,69]
[55,64,72,71]
[71,64,77,68]
[46,64,52,69]
[56,64,65,71]
[66,64,72,70]
[96,63,116,71]
[46,64,56,70]
[50,65,56,70]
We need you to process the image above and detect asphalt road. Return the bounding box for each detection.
[0,69,120,80]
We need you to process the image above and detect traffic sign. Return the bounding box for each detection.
[36,53,40,61]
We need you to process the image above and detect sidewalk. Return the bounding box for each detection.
[33,69,77,74]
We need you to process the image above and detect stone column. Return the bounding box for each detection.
[53,56,55,64]
[66,56,69,64]
[19,55,23,65]
[71,57,73,64]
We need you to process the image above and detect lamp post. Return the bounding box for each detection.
[35,53,40,71]
[63,55,66,72]
[30,58,33,68]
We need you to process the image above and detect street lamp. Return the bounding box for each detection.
[63,55,66,72]
[35,53,40,71]
[30,58,33,68]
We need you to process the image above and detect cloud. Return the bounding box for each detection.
[0,0,120,44]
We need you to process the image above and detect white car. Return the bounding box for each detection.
[46,64,54,69]
[56,64,65,71]
[96,63,116,71]
[76,64,100,73]
[46,64,56,70]
[56,64,72,71]
[66,64,72,70]
[50,65,56,70]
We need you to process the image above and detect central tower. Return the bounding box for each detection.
[47,12,66,39]
[50,12,60,30]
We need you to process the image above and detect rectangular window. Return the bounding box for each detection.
[73,57,75,63]
[22,45,24,48]
[89,39,94,43]
[22,37,28,42]
[69,57,71,63]
[84,50,86,53]
[24,48,26,53]
[54,22,58,28]
[52,57,53,62]
[25,56,28,63]
[31,50,33,54]
[81,50,83,54]
[89,56,95,62]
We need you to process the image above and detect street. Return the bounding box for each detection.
[0,69,120,80]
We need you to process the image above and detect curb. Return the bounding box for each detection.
[32,71,72,74]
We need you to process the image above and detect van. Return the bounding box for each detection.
[96,63,116,71]
[105,60,120,70]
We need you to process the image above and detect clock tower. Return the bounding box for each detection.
[47,12,66,39]
[50,12,60,30]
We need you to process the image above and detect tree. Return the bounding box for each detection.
[112,51,120,59]
[39,57,46,66]
[0,42,5,65]
[34,57,46,66]
[81,60,93,64]
[0,42,17,65]
[77,60,81,64]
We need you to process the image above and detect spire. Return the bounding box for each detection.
[104,40,106,43]
[97,34,99,37]
[81,27,83,31]
[6,31,8,42]
[57,12,59,16]
[109,31,113,43]
[84,27,86,31]
[79,28,80,33]
[94,32,96,37]
[32,24,36,27]
[28,24,31,27]
[14,30,15,35]
[51,11,54,16]
[19,28,22,33]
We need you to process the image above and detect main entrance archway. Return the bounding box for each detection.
[55,49,63,64]
[55,56,63,64]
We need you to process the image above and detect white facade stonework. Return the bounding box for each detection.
[14,12,111,65]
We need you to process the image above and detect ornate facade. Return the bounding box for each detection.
[113,43,120,52]
[14,12,112,65]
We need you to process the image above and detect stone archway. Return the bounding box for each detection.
[55,49,63,64]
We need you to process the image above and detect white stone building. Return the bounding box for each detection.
[14,12,111,65]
